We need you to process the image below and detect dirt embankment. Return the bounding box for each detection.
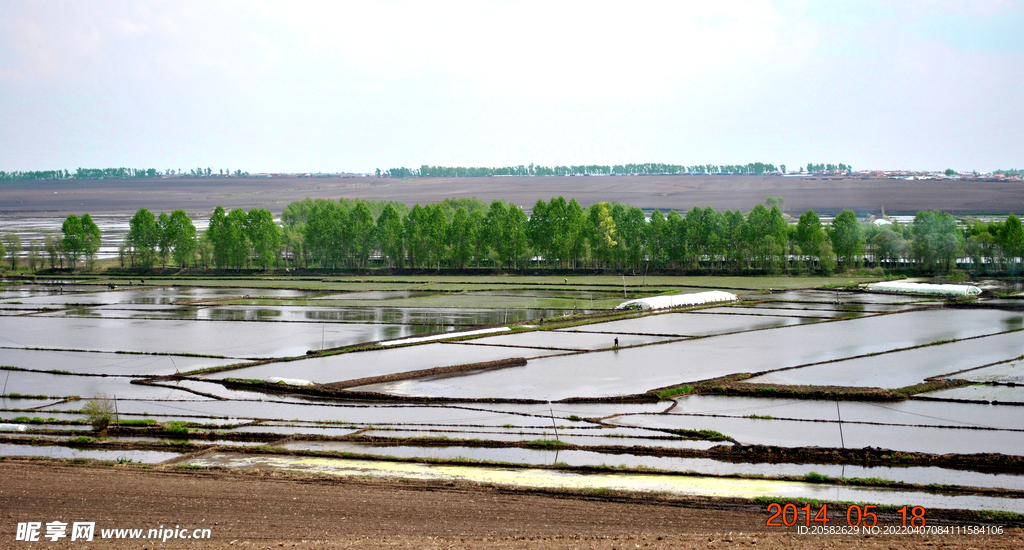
[0,460,1021,549]
[2,175,1023,217]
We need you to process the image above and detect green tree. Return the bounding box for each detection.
[999,214,1024,272]
[910,211,963,273]
[26,242,40,271]
[448,207,473,268]
[2,233,20,270]
[246,208,280,269]
[61,214,86,269]
[795,210,826,272]
[376,203,405,268]
[44,235,60,269]
[225,208,251,269]
[587,202,618,268]
[206,206,229,268]
[870,225,907,269]
[165,210,198,268]
[81,214,101,269]
[829,209,863,268]
[126,208,159,268]
[346,202,375,268]
[157,212,172,268]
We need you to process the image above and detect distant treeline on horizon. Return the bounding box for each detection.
[379,163,849,177]
[4,164,1023,182]
[1,163,857,181]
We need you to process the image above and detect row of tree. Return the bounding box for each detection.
[120,206,278,270]
[10,199,1023,274]
[805,163,852,173]
[178,197,1024,274]
[0,214,102,271]
[377,163,790,178]
[0,168,251,181]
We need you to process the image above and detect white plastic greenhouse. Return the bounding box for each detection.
[869,281,982,297]
[615,290,738,311]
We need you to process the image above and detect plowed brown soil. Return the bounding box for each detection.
[2,175,1021,217]
[0,460,1018,549]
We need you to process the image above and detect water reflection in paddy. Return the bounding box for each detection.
[0,316,432,357]
[202,342,566,383]
[953,360,1024,383]
[613,412,1024,455]
[746,330,1024,388]
[42,399,562,427]
[0,348,246,376]
[558,311,810,336]
[278,441,1024,491]
[0,443,179,463]
[186,453,1024,513]
[1,370,210,401]
[11,286,314,306]
[922,385,1024,403]
[667,395,1024,430]
[363,309,1023,400]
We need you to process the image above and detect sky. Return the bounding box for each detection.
[1,0,1022,174]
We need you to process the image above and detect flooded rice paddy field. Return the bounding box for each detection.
[922,384,1024,403]
[745,330,1024,387]
[952,359,1024,383]
[278,441,1024,491]
[3,279,1024,513]
[184,453,1024,514]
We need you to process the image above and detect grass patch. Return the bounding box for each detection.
[524,439,569,449]
[655,385,694,399]
[804,471,830,483]
[119,419,157,426]
[163,421,189,435]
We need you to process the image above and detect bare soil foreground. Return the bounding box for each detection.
[1,175,1022,217]
[0,461,1019,549]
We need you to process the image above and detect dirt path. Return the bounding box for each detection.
[0,460,1019,549]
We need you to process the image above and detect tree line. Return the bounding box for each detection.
[377,162,793,178]
[0,168,250,181]
[6,198,1022,275]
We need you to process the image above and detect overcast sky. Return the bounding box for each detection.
[1,1,1022,173]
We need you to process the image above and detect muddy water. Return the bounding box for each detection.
[0,316,429,358]
[1,370,211,401]
[922,385,1024,403]
[746,330,1024,387]
[364,309,1023,400]
[276,441,1024,491]
[559,312,810,336]
[196,305,580,326]
[42,399,561,427]
[752,291,929,304]
[0,348,246,376]
[0,443,179,463]
[185,453,1024,513]
[463,331,677,350]
[708,307,861,318]
[954,360,1024,383]
[11,286,313,306]
[612,413,1024,455]
[201,343,566,383]
[668,395,1024,430]
[357,429,723,450]
[750,302,926,313]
